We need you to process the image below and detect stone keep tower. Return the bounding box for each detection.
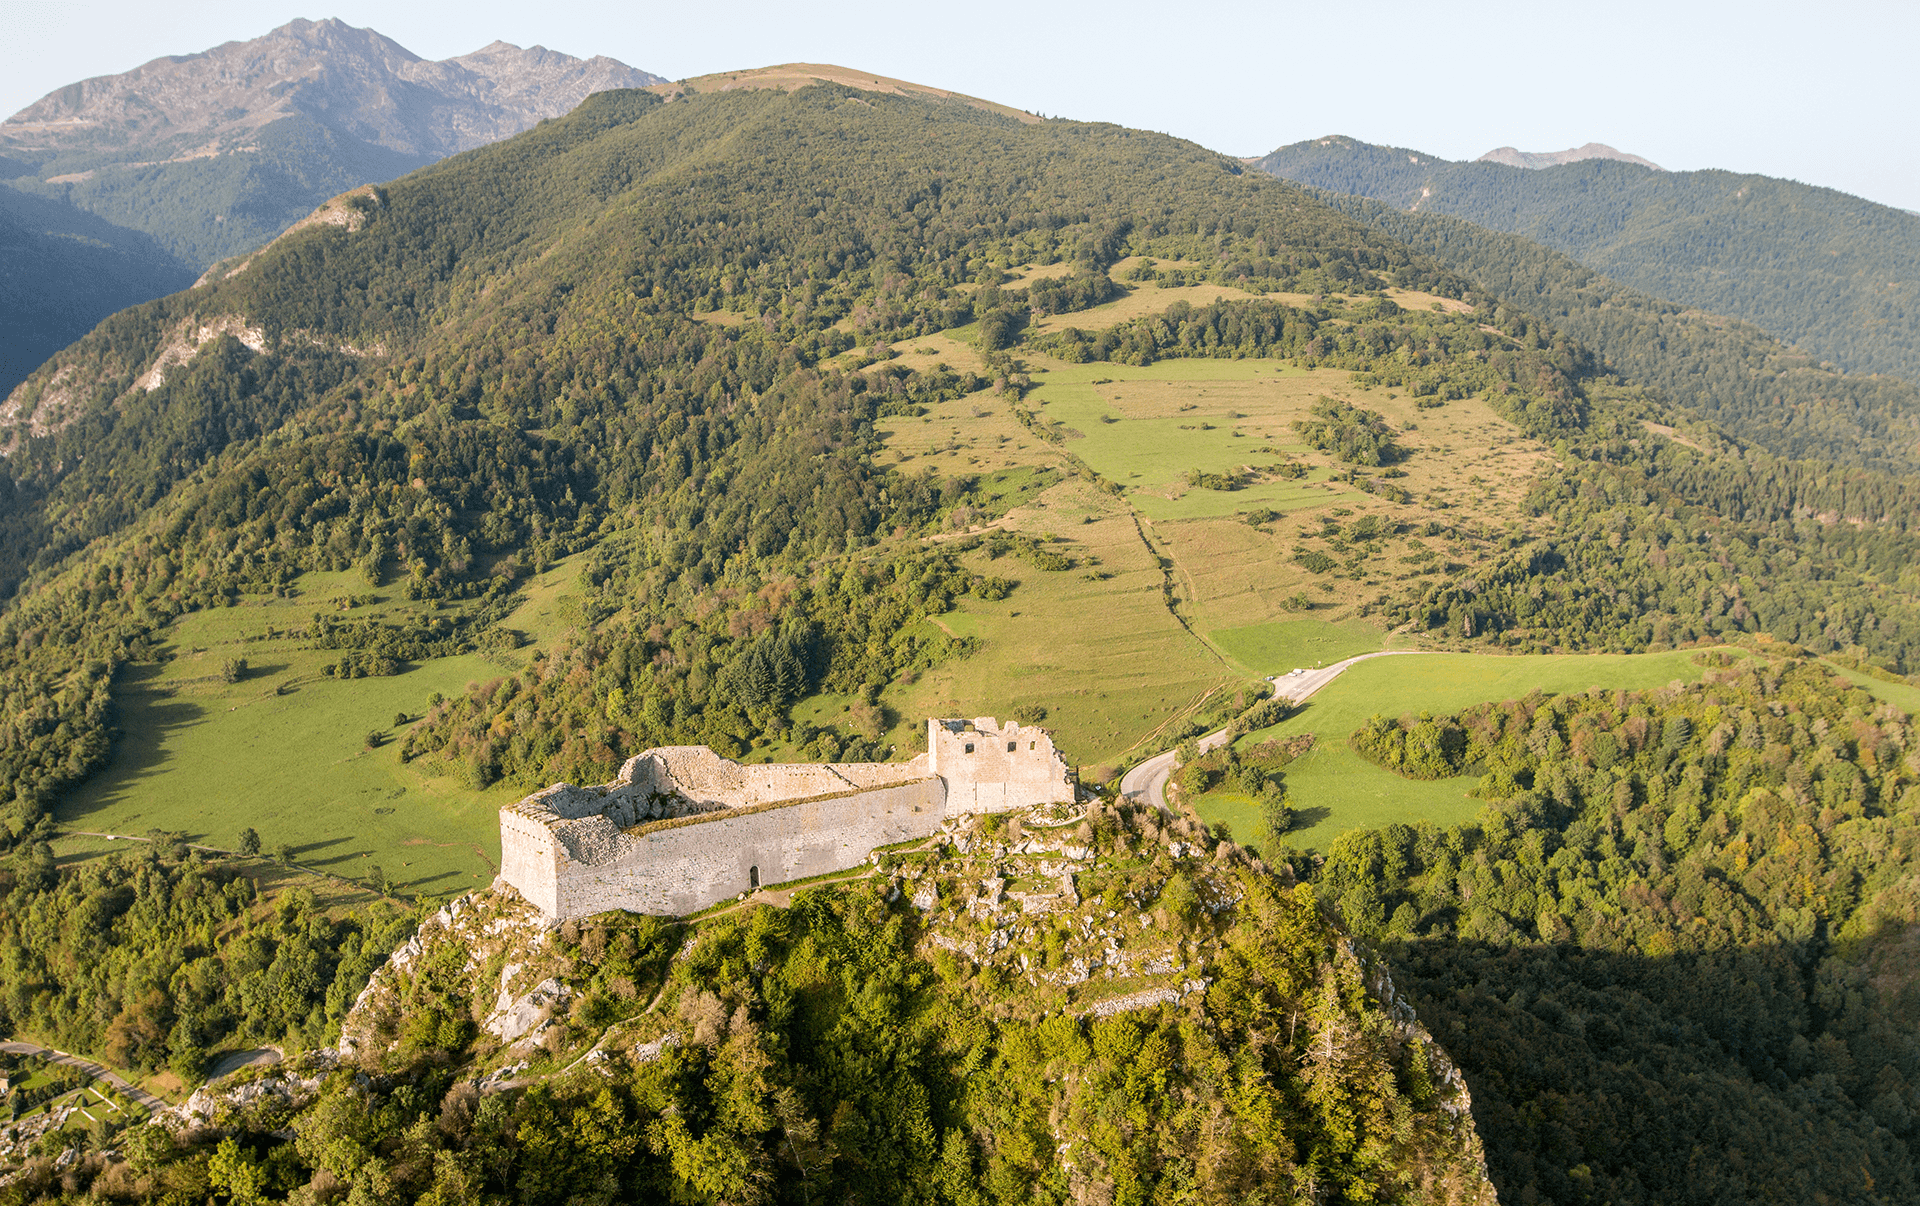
[927,717,1075,812]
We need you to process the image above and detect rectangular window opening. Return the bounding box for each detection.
[1007,741,1017,752]
[749,865,759,889]
[964,742,975,754]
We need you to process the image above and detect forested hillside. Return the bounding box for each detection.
[1255,136,1920,385]
[0,83,1465,839]
[1333,655,1920,1202]
[1311,194,1920,475]
[0,805,1500,1205]
[7,76,1920,1201]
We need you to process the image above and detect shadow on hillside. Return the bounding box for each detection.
[1285,805,1331,832]
[1387,931,1919,1203]
[56,680,201,834]
[405,869,470,892]
[291,836,358,866]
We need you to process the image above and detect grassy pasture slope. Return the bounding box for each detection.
[60,259,1639,881]
[1197,647,1743,853]
[58,558,594,897]
[1019,345,1549,639]
[1210,617,1387,675]
[894,476,1239,768]
[861,266,1571,770]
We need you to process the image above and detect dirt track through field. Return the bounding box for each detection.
[1120,651,1430,811]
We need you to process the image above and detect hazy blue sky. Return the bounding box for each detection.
[5,0,1916,210]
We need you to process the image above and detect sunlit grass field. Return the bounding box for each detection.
[1195,647,1744,853]
[57,558,595,898]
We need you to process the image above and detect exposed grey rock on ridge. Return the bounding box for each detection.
[1476,142,1664,171]
[0,18,663,395]
[2,18,663,163]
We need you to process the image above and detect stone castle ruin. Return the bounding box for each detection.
[499,718,1075,919]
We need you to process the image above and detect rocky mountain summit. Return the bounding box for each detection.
[1,17,662,167]
[1476,142,1663,171]
[0,18,662,395]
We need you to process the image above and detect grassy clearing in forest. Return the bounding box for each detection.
[881,476,1238,768]
[1197,647,1742,853]
[56,558,596,897]
[1208,617,1389,676]
[1826,663,1920,715]
[1019,355,1551,636]
[876,386,1056,477]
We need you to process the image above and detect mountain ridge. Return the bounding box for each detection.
[0,18,663,397]
[1476,142,1663,171]
[653,62,1044,125]
[1254,134,1920,384]
[1,18,663,165]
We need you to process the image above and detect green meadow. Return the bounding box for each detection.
[1024,361,1372,521]
[1197,647,1744,854]
[56,557,597,899]
[882,476,1241,768]
[1207,617,1388,676]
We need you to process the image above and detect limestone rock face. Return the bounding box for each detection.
[484,977,572,1044]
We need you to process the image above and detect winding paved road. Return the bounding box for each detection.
[0,1041,165,1113]
[1120,651,1428,811]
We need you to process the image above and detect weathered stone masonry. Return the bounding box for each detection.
[500,717,1075,919]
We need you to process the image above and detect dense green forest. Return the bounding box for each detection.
[0,805,1495,1205]
[0,850,409,1083]
[1255,135,1920,386]
[1327,655,1920,1202]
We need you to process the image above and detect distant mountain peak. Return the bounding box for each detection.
[1477,143,1664,171]
[1,19,665,162]
[0,20,668,390]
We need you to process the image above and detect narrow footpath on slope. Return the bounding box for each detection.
[1120,651,1430,812]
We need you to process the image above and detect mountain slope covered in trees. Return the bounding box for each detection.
[1254,135,1920,385]
[1327,653,1920,1203]
[5,76,1920,1202]
[1305,192,1920,474]
[0,804,1501,1205]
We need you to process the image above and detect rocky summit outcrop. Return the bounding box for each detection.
[1475,142,1664,171]
[1,18,663,165]
[321,798,1500,1202]
[0,19,663,393]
